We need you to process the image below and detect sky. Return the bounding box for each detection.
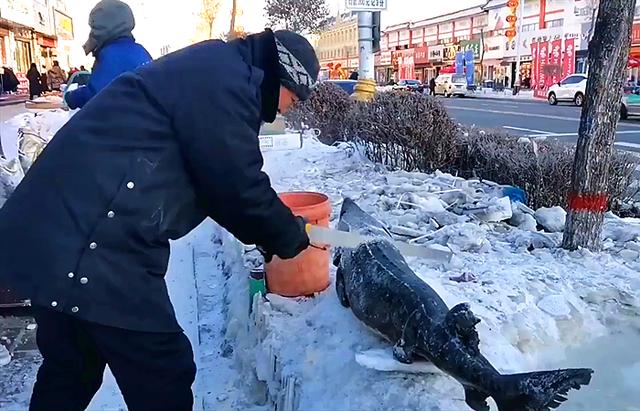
[66,0,485,62]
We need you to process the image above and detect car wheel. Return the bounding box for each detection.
[621,104,629,120]
[548,92,558,105]
[574,92,584,107]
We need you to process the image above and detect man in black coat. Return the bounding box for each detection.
[0,29,319,411]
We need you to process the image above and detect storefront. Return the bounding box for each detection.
[12,26,33,74]
[0,27,8,66]
[374,50,392,84]
[413,46,428,82]
[481,35,505,82]
[427,45,444,78]
[37,34,57,69]
[628,22,640,82]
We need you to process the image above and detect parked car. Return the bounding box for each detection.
[326,79,357,95]
[393,79,424,93]
[547,74,587,106]
[620,92,640,120]
[434,73,469,97]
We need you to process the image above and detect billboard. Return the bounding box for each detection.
[54,9,74,41]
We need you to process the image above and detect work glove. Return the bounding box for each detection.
[258,216,310,263]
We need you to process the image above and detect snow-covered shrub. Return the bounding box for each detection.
[349,92,458,171]
[454,128,638,210]
[284,82,354,145]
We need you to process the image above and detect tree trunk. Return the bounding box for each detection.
[562,0,637,251]
[229,0,237,37]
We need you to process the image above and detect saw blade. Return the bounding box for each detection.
[306,225,452,263]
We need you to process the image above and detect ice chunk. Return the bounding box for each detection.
[535,206,567,233]
[460,196,513,222]
[0,344,11,366]
[537,295,572,318]
[355,348,444,374]
[618,249,639,262]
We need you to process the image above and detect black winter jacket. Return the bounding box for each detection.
[0,37,305,332]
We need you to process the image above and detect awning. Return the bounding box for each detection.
[629,56,640,68]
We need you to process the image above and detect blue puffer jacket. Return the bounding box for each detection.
[65,37,152,109]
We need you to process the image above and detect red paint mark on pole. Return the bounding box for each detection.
[567,192,609,212]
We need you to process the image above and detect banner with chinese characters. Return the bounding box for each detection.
[455,52,464,75]
[532,42,543,98]
[562,38,575,79]
[537,41,549,95]
[549,39,562,86]
[465,49,474,86]
[459,39,481,59]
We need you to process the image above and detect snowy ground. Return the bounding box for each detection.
[2,110,640,410]
[231,137,640,411]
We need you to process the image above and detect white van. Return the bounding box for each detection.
[434,73,469,97]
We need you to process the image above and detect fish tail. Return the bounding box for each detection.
[493,368,593,411]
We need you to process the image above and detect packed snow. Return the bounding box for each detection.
[2,110,640,410]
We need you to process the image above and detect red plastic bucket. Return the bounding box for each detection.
[265,192,331,297]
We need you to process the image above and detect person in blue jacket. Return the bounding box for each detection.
[64,0,152,110]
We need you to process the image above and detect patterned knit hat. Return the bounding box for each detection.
[273,31,320,101]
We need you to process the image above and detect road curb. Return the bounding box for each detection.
[469,95,546,104]
[0,98,27,107]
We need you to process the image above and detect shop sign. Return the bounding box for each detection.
[443,44,459,61]
[396,48,415,79]
[633,23,640,45]
[428,45,443,62]
[459,39,481,59]
[414,46,428,65]
[380,50,392,65]
[37,35,57,48]
[54,9,74,40]
[345,0,387,11]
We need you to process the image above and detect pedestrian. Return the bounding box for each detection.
[40,66,49,93]
[349,70,358,80]
[47,61,67,91]
[1,66,19,93]
[26,63,41,100]
[80,65,87,72]
[64,0,152,110]
[0,27,319,411]
[429,77,436,96]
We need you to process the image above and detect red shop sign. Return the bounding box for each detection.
[414,46,428,65]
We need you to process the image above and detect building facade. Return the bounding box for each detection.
[0,0,73,91]
[314,12,359,79]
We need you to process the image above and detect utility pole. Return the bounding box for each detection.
[352,11,376,100]
[562,0,637,251]
[513,0,525,91]
[345,0,386,101]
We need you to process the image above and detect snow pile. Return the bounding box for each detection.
[534,206,567,233]
[222,136,640,410]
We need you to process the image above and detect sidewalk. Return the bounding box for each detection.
[0,94,28,107]
[471,88,543,102]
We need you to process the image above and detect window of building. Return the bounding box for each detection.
[547,19,564,28]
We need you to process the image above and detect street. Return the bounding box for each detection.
[442,97,640,153]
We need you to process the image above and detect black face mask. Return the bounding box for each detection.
[243,30,281,124]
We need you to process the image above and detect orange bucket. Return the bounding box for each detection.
[266,192,332,297]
